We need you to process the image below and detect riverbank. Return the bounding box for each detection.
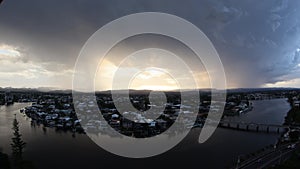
[234,98,300,168]
[0,99,292,169]
[268,97,300,168]
[285,108,300,125]
[223,98,298,168]
[273,146,300,169]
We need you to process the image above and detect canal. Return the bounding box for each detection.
[0,98,291,169]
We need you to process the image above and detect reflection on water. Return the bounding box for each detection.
[0,99,291,169]
[224,98,290,125]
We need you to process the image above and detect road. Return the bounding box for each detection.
[235,142,298,169]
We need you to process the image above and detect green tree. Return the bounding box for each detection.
[0,148,10,169]
[11,115,26,166]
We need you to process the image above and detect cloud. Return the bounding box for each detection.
[0,0,300,88]
[264,78,300,88]
[0,43,73,88]
[0,44,21,59]
[271,0,289,12]
[272,21,281,32]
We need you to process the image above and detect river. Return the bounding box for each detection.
[0,98,290,169]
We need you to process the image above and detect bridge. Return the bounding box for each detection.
[218,120,290,133]
[192,119,299,168]
[194,119,291,134]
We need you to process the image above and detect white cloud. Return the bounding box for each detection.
[0,44,74,88]
[264,78,300,88]
[272,21,281,32]
[0,44,21,59]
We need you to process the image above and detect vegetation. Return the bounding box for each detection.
[0,148,10,169]
[284,95,300,124]
[274,96,300,168]
[11,115,26,165]
[9,115,35,169]
[273,148,300,169]
[285,108,300,124]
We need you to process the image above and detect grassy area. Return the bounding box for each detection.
[0,151,10,169]
[274,98,300,168]
[285,107,300,124]
[273,148,300,169]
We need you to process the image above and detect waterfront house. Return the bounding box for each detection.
[293,101,300,107]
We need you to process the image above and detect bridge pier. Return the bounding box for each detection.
[219,121,287,134]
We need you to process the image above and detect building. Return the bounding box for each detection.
[4,92,13,105]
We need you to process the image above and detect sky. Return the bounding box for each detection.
[0,0,300,90]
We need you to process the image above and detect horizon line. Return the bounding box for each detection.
[0,86,299,93]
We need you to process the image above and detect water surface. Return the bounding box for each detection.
[0,99,290,169]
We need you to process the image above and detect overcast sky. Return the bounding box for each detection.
[0,0,300,90]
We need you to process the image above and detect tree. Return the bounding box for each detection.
[11,115,26,164]
[0,148,10,169]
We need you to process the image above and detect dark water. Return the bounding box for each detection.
[224,98,290,125]
[0,98,290,169]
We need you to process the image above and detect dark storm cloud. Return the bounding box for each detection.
[0,0,300,88]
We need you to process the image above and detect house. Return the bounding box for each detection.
[294,101,300,107]
[156,119,167,129]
